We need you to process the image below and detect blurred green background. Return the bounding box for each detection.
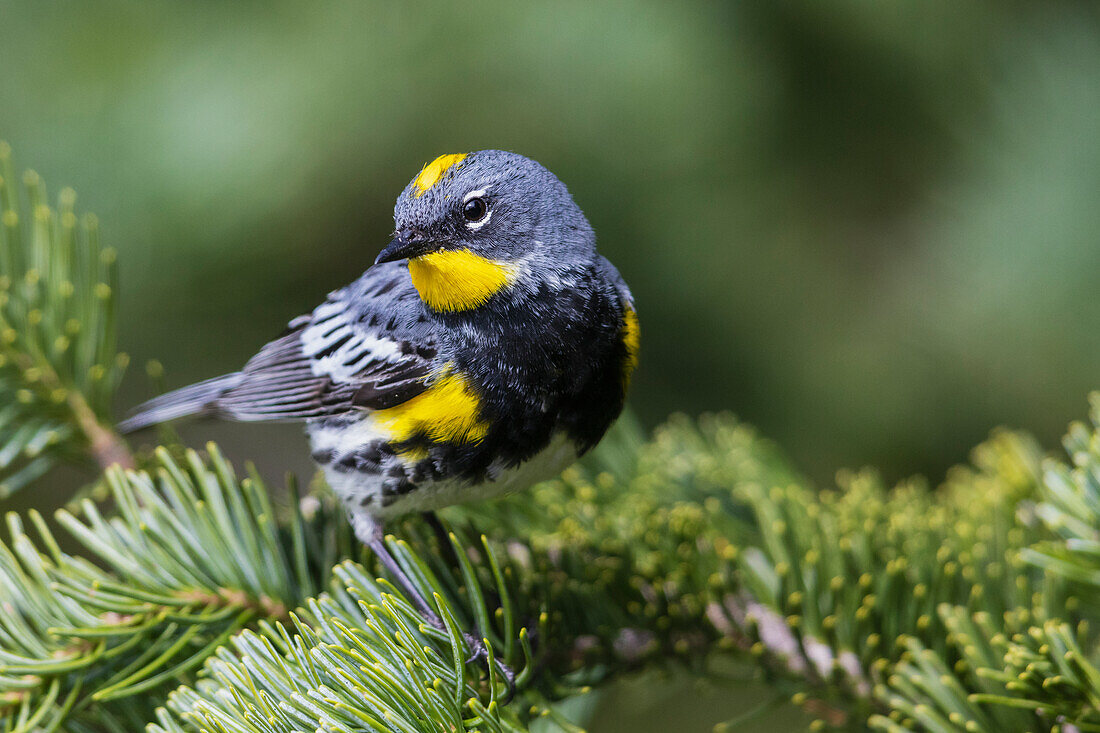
[3,1,1100,729]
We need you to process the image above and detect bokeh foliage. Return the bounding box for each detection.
[3,1,1100,483]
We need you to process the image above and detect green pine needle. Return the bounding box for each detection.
[0,142,131,498]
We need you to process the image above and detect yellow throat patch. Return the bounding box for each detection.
[372,368,488,445]
[412,153,467,197]
[408,249,518,312]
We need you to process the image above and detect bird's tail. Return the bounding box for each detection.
[117,373,244,433]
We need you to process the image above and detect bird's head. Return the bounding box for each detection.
[376,150,595,312]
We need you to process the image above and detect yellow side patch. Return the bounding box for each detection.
[373,369,488,445]
[398,446,429,462]
[408,249,518,312]
[412,153,467,197]
[621,306,640,389]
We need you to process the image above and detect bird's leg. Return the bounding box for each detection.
[357,515,516,698]
[366,531,439,626]
[419,511,516,696]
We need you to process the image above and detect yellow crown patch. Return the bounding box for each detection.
[412,153,467,197]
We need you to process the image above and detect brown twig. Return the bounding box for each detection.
[67,390,134,470]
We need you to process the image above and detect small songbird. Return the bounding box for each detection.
[120,150,638,667]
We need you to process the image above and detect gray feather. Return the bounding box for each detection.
[118,373,243,433]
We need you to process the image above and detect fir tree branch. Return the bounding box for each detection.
[870,395,1100,732]
[151,561,534,733]
[151,416,1070,732]
[0,406,1092,732]
[3,141,1100,731]
[871,607,1096,732]
[1022,392,1100,601]
[0,142,132,496]
[0,444,352,731]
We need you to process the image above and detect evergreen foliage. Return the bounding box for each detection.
[1,145,1099,732]
[0,142,129,498]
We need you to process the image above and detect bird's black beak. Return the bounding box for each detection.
[374,229,438,265]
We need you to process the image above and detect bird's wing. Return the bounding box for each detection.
[216,267,438,421]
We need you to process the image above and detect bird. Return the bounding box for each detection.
[119,150,638,677]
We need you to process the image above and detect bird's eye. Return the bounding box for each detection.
[462,197,488,223]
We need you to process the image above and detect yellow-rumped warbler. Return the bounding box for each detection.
[121,150,638,675]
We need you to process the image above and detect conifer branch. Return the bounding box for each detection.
[1,406,1089,732]
[1023,392,1100,601]
[4,144,1100,732]
[0,444,352,730]
[0,142,131,497]
[870,395,1100,732]
[873,607,1095,732]
[147,416,1078,732]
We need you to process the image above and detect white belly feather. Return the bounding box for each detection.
[309,418,578,522]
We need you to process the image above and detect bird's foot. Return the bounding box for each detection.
[464,631,516,703]
[366,529,516,701]
[413,611,516,701]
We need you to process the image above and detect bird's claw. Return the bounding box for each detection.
[464,632,516,703]
[369,538,517,702]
